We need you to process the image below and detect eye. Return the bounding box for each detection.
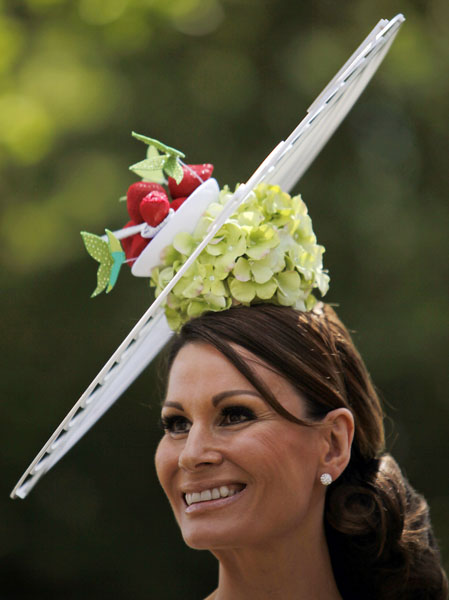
[220,405,256,426]
[160,414,191,435]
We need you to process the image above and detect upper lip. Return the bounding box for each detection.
[181,480,246,495]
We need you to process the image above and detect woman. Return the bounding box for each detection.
[10,152,447,596]
[8,18,445,596]
[156,303,448,600]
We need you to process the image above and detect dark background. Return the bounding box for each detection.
[1,0,448,598]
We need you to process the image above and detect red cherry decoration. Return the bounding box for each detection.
[140,191,170,227]
[128,234,150,264]
[121,220,136,264]
[170,196,187,211]
[126,181,166,223]
[168,164,213,199]
[121,220,150,265]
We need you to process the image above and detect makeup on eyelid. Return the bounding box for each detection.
[160,404,258,435]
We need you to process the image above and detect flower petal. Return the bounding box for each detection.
[251,261,273,284]
[229,278,256,303]
[233,257,251,282]
[255,279,277,300]
[173,232,195,256]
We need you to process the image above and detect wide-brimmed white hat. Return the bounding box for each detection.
[11,14,405,500]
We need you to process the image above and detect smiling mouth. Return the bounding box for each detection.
[184,483,246,506]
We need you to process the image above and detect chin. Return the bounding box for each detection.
[180,520,251,551]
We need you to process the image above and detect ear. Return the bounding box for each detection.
[318,408,354,481]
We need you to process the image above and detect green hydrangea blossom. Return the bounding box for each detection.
[150,183,329,331]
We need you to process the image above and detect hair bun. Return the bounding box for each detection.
[325,453,448,599]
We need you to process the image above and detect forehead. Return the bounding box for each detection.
[166,342,306,419]
[167,343,251,393]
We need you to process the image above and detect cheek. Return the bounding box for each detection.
[154,437,178,500]
[237,425,321,489]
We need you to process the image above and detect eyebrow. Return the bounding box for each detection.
[162,389,262,411]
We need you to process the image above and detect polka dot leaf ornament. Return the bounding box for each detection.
[129,132,185,184]
[80,229,126,297]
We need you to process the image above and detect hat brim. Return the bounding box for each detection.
[11,14,405,499]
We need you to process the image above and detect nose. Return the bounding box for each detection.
[178,423,223,472]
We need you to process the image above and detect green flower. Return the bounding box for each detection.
[174,260,228,298]
[276,271,303,306]
[149,183,329,330]
[228,276,278,304]
[245,223,279,260]
[151,265,175,297]
[204,222,247,272]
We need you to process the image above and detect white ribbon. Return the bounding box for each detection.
[101,209,175,241]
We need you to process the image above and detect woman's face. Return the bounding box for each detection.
[155,342,328,551]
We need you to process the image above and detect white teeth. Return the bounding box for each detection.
[185,485,242,505]
[200,490,212,502]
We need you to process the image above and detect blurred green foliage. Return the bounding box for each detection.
[1,0,448,598]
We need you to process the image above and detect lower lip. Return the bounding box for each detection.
[184,487,247,514]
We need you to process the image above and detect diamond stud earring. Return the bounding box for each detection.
[320,473,332,486]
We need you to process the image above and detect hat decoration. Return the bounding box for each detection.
[81,132,330,331]
[11,14,405,499]
[151,182,329,331]
[80,132,215,297]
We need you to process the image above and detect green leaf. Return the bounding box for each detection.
[106,229,123,254]
[163,156,184,184]
[143,145,166,183]
[92,262,112,297]
[132,132,185,158]
[129,156,166,177]
[81,231,111,263]
[81,231,118,297]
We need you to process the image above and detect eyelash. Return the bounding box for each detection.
[160,405,256,435]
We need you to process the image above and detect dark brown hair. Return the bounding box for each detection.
[167,303,448,600]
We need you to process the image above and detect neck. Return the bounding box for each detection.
[208,524,341,600]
